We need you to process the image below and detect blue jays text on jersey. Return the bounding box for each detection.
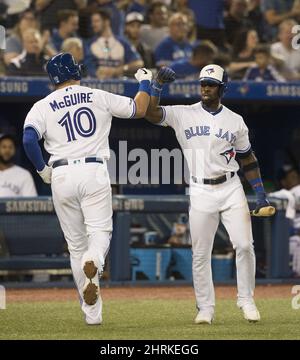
[1,181,20,195]
[184,125,237,144]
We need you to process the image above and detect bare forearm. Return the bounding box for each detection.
[240,153,265,191]
[265,10,294,25]
[145,95,163,124]
[35,0,52,12]
[74,0,88,9]
[4,52,18,65]
[133,91,150,118]
[229,62,255,73]
[145,67,176,124]
[124,60,144,75]
[240,152,271,211]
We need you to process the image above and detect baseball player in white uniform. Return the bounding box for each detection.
[145,65,273,324]
[23,53,152,325]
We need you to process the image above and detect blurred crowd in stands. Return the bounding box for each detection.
[0,0,300,81]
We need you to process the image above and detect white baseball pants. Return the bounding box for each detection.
[51,161,112,324]
[189,175,256,314]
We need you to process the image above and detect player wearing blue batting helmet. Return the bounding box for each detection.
[46,52,82,86]
[199,64,228,98]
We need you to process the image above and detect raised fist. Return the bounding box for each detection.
[134,68,153,82]
[156,67,176,84]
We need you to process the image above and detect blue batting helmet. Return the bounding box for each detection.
[199,64,228,97]
[46,52,82,86]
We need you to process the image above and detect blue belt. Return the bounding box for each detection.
[52,157,103,169]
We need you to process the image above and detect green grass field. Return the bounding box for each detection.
[1,298,299,340]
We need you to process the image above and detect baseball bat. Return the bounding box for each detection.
[250,206,276,217]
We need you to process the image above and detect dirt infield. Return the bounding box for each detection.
[6,284,294,303]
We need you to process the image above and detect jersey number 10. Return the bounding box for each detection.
[59,107,96,142]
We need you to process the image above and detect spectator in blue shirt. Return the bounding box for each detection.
[169,41,218,79]
[188,0,226,49]
[85,9,143,79]
[154,13,193,68]
[49,10,79,52]
[261,0,300,40]
[243,44,286,82]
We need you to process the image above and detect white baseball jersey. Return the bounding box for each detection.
[160,101,251,178]
[23,84,136,164]
[0,165,37,197]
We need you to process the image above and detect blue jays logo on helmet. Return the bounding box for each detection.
[199,64,228,97]
[46,52,82,86]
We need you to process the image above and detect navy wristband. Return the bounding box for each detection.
[249,178,265,194]
[150,80,163,97]
[138,80,151,95]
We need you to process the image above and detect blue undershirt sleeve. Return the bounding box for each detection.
[23,127,46,172]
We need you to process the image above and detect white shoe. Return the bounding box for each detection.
[85,317,102,326]
[194,311,214,324]
[240,303,261,322]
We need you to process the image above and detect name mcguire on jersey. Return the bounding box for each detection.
[49,92,93,112]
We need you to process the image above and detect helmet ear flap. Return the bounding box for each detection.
[218,70,228,97]
[79,63,88,77]
[218,84,226,98]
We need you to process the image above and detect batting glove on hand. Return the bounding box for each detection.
[253,192,270,214]
[37,165,52,184]
[156,66,176,84]
[135,68,153,82]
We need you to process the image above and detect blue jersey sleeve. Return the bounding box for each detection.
[154,39,173,66]
[23,127,46,172]
[169,59,198,79]
[83,39,97,77]
[119,37,141,64]
[243,67,256,81]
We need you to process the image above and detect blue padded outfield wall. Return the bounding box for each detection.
[0,196,290,282]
